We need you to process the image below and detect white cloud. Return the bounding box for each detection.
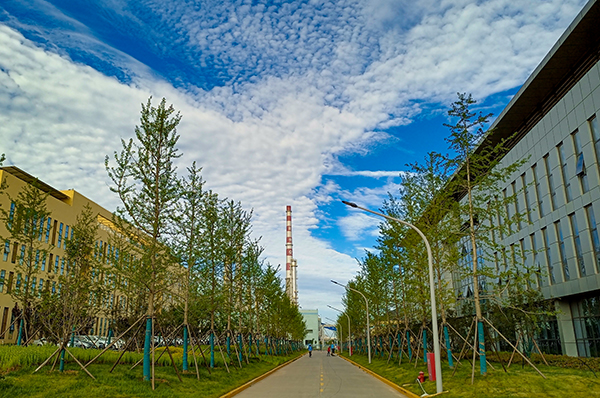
[0,0,588,323]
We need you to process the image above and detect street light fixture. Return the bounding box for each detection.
[341,200,443,394]
[328,305,351,356]
[325,317,342,353]
[331,280,371,363]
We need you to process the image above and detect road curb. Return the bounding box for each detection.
[219,352,307,398]
[339,355,421,398]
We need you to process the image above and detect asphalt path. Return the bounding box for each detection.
[234,351,409,398]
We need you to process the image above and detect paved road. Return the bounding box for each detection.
[234,351,409,398]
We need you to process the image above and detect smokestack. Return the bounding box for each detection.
[285,206,293,302]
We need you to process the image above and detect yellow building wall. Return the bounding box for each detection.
[0,167,119,344]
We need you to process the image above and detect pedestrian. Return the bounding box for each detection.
[308,343,313,357]
[330,343,335,356]
[327,345,331,356]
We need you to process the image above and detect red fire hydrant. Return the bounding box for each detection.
[417,371,425,383]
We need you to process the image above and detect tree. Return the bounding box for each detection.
[105,96,182,384]
[174,162,204,372]
[38,204,108,371]
[443,93,528,376]
[0,179,51,345]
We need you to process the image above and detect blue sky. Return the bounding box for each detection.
[0,0,587,322]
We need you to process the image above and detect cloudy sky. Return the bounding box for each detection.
[0,0,587,323]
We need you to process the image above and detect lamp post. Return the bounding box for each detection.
[328,305,351,356]
[325,317,342,354]
[342,200,443,394]
[331,280,371,363]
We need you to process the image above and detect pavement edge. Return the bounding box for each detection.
[219,352,307,398]
[339,355,421,398]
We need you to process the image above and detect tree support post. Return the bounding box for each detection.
[143,317,152,381]
[444,324,453,368]
[183,325,189,371]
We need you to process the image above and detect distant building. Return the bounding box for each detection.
[300,309,322,348]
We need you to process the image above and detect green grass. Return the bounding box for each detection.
[0,345,303,398]
[342,351,600,398]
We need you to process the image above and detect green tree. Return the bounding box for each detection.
[443,93,528,376]
[174,162,205,371]
[0,180,51,345]
[105,96,182,384]
[38,204,108,370]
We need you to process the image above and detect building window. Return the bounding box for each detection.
[569,213,586,277]
[3,240,9,262]
[531,233,542,287]
[513,181,523,230]
[590,115,600,175]
[585,205,600,274]
[555,220,570,281]
[557,142,573,203]
[45,218,52,243]
[536,317,562,355]
[522,173,532,223]
[38,217,45,241]
[503,188,512,234]
[41,254,46,272]
[571,296,600,357]
[541,227,555,285]
[52,281,56,295]
[55,255,60,273]
[64,225,69,248]
[8,202,15,229]
[543,155,556,211]
[15,273,22,293]
[38,279,43,297]
[60,258,65,275]
[57,223,64,248]
[35,250,40,271]
[0,270,5,293]
[19,245,25,266]
[532,164,545,217]
[572,130,589,193]
[31,277,36,295]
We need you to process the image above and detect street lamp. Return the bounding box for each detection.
[342,200,443,394]
[325,317,342,354]
[331,280,371,364]
[328,305,351,356]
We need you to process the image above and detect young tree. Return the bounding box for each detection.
[443,93,528,376]
[105,97,182,384]
[38,204,108,370]
[0,180,51,345]
[174,162,205,372]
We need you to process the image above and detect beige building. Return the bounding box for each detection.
[0,166,122,344]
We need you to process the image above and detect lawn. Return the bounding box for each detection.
[0,345,303,398]
[341,351,600,398]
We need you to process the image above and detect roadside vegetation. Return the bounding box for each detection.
[342,352,600,398]
[0,345,303,398]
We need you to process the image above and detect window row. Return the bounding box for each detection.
[504,115,600,226]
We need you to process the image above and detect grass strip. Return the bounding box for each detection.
[340,352,600,398]
[0,346,304,398]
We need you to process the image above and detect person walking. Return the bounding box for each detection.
[327,345,331,356]
[308,343,313,357]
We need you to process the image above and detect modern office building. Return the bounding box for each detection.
[0,166,125,344]
[300,309,322,348]
[450,0,600,357]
